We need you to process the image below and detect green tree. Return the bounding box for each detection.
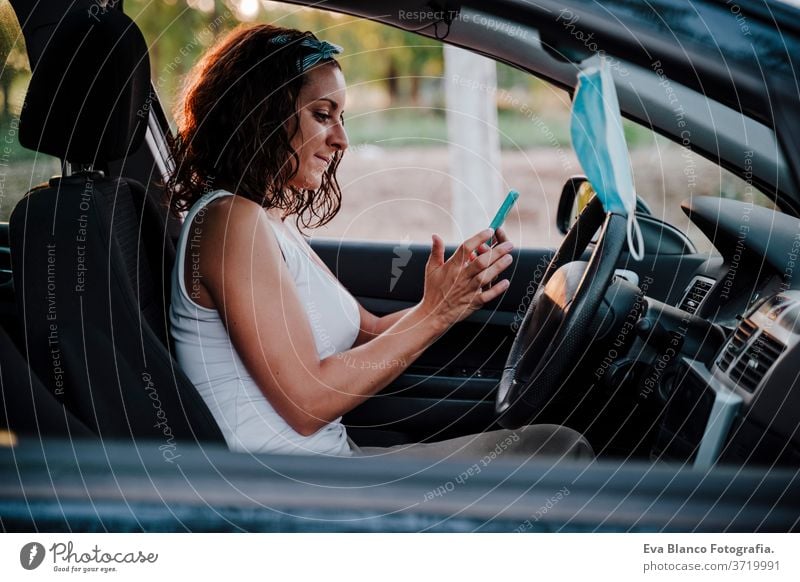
[0,1,29,121]
[127,0,236,114]
[127,1,444,110]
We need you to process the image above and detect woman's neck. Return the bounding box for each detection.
[265,207,286,222]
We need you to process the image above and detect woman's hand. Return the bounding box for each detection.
[471,226,510,259]
[421,227,514,330]
[470,226,510,286]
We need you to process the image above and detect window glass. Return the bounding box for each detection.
[129,1,574,246]
[126,1,772,253]
[0,3,61,222]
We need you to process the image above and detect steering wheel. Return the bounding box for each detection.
[495,195,629,429]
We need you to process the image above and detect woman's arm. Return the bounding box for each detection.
[196,197,513,436]
[353,306,413,346]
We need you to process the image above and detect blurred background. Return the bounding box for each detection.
[0,0,772,250]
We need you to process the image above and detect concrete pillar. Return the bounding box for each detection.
[444,45,503,240]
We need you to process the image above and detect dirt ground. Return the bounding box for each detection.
[319,145,727,251]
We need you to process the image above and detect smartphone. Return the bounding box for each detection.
[488,190,519,245]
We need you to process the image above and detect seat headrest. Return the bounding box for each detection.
[19,8,151,165]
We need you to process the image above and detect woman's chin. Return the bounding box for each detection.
[305,181,323,192]
[289,175,323,191]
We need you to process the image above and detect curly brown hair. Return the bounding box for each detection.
[165,24,343,229]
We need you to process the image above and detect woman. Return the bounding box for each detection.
[167,24,592,460]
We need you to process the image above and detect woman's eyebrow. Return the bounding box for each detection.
[314,97,339,110]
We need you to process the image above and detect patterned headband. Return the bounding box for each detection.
[269,34,344,73]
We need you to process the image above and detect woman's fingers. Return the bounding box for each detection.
[470,227,510,261]
[469,243,490,261]
[423,228,514,325]
[493,227,509,246]
[458,228,494,264]
[475,252,513,287]
[427,233,445,268]
[479,279,510,303]
[467,241,513,275]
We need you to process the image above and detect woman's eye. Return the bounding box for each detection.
[314,111,331,122]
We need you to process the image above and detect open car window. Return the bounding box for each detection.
[127,0,776,257]
[128,1,576,248]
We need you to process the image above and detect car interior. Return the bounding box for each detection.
[1,0,800,489]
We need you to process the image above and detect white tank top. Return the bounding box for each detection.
[169,189,360,455]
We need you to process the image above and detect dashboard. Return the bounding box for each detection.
[645,196,800,467]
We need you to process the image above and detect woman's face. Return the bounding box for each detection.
[288,63,348,191]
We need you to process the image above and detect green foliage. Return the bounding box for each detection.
[344,107,573,150]
[126,0,444,113]
[623,120,656,149]
[0,1,30,121]
[126,0,237,116]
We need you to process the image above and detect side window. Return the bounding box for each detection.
[128,3,769,253]
[332,58,577,249]
[127,1,577,248]
[0,3,61,222]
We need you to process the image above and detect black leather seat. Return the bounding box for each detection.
[0,325,93,439]
[9,8,224,444]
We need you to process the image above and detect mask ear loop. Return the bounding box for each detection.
[626,209,644,261]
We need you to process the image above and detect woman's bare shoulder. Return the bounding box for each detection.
[201,193,263,219]
[196,195,269,236]
[194,195,283,266]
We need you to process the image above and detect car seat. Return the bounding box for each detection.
[9,8,224,444]
[0,324,93,439]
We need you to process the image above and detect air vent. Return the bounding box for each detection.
[679,277,715,314]
[718,318,757,371]
[729,331,786,393]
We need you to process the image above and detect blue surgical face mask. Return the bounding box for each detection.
[570,56,643,260]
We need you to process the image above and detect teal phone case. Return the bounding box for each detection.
[489,190,519,243]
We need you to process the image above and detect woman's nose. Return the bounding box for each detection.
[330,120,348,152]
